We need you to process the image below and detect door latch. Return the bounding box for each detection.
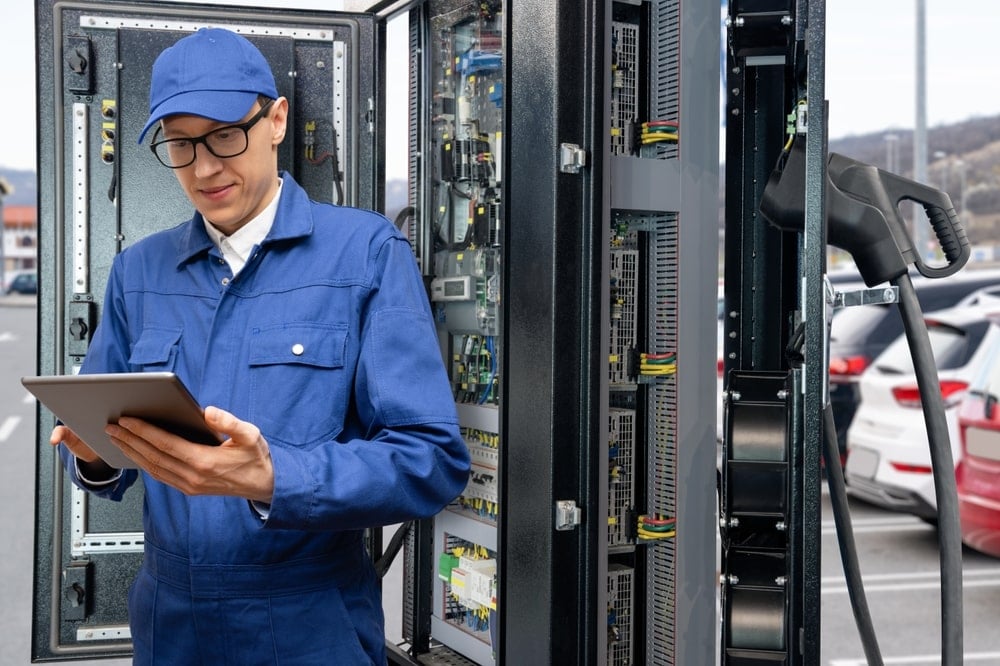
[559,143,587,174]
[555,499,582,531]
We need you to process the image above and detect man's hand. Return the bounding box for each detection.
[104,406,275,503]
[50,424,118,481]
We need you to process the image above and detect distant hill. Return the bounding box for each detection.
[829,115,1000,244]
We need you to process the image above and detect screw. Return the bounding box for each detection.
[775,576,787,586]
[776,521,787,531]
[731,391,742,402]
[777,389,788,400]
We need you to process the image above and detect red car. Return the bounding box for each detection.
[956,318,1000,559]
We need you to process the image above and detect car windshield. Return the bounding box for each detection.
[874,319,990,374]
[829,304,894,346]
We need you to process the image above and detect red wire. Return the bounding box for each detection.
[642,516,676,526]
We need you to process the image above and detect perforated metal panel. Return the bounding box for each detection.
[650,0,680,161]
[645,212,680,665]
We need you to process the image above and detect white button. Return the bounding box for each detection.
[292,343,305,356]
[221,277,230,286]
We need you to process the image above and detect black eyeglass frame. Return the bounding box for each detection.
[149,99,275,169]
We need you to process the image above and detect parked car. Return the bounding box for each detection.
[955,318,1000,558]
[829,269,1000,461]
[844,302,1000,520]
[5,271,36,294]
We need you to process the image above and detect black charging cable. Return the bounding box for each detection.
[893,272,964,664]
[821,274,963,666]
[823,402,883,665]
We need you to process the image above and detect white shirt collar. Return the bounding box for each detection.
[203,177,283,275]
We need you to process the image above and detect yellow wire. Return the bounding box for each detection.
[640,133,679,143]
[640,365,677,375]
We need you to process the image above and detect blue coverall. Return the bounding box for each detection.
[60,173,471,664]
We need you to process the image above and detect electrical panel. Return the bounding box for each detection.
[412,4,504,662]
[33,1,375,659]
[393,0,719,663]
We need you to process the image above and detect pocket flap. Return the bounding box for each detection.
[249,323,348,368]
[129,327,183,365]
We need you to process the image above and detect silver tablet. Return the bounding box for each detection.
[23,372,221,470]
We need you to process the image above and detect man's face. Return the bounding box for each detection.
[159,98,288,235]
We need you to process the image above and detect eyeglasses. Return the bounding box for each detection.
[149,99,274,168]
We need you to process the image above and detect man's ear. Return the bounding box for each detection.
[270,97,289,146]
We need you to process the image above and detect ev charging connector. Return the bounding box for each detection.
[759,138,970,286]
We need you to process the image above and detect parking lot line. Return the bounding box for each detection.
[822,566,1000,594]
[822,515,924,529]
[822,567,1000,586]
[822,520,933,536]
[830,651,1000,665]
[0,415,20,442]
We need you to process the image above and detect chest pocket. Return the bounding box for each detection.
[248,323,350,445]
[129,327,182,372]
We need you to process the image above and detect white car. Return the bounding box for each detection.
[845,302,1000,521]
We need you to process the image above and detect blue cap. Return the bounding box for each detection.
[138,28,279,144]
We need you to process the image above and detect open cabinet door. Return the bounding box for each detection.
[376,0,720,664]
[33,1,378,659]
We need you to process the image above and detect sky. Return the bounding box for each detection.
[3,1,1000,176]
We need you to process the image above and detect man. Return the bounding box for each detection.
[51,27,470,664]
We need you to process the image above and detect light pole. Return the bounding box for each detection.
[884,133,899,173]
[954,159,967,223]
[933,150,947,192]
[914,0,928,258]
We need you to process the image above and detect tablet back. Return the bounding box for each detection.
[22,372,219,470]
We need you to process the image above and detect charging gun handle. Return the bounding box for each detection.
[879,172,970,279]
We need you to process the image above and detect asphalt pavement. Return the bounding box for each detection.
[820,490,1000,663]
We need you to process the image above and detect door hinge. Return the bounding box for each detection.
[555,500,582,531]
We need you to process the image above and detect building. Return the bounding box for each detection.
[3,203,37,288]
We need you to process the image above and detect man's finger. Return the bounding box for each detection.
[204,405,260,444]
